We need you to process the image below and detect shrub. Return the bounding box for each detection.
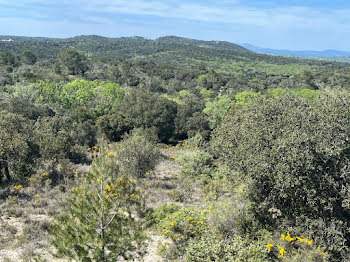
[116,88,177,142]
[50,148,147,261]
[211,90,350,260]
[156,205,208,258]
[186,235,266,262]
[234,91,260,105]
[96,111,132,142]
[178,149,214,179]
[0,111,35,182]
[203,95,232,129]
[175,94,210,140]
[263,231,329,262]
[116,133,161,178]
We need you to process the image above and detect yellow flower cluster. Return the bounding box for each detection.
[107,152,116,157]
[264,243,287,258]
[278,246,286,258]
[13,185,23,191]
[164,223,186,241]
[281,232,313,245]
[105,184,112,192]
[296,236,313,245]
[187,217,205,231]
[169,155,176,160]
[281,232,294,242]
[264,243,273,253]
[104,184,121,198]
[264,232,315,259]
[88,146,98,151]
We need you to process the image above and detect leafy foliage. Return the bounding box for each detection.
[211,91,350,259]
[115,132,161,178]
[0,111,34,182]
[50,150,147,261]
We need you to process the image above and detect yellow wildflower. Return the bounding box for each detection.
[264,244,273,253]
[173,233,179,240]
[13,185,23,191]
[296,237,305,243]
[107,152,115,157]
[307,239,313,245]
[278,246,286,257]
[285,232,295,242]
[41,172,49,176]
[105,185,111,192]
[170,221,175,227]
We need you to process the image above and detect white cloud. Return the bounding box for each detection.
[80,0,350,33]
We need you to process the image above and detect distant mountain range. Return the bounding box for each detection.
[241,43,350,58]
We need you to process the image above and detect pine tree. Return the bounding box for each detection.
[50,149,147,261]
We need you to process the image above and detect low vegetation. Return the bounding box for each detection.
[0,36,349,261]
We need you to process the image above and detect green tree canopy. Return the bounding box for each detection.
[58,48,89,76]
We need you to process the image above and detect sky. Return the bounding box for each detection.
[1,0,350,50]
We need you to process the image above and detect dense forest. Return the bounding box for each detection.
[0,35,350,261]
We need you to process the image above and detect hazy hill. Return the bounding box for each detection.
[242,43,350,62]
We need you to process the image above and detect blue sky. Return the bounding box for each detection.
[1,0,350,50]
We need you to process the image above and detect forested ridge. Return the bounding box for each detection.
[0,35,350,261]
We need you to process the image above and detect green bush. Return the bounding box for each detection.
[178,149,214,179]
[186,235,266,262]
[96,111,132,141]
[234,91,260,105]
[0,111,35,182]
[33,116,94,162]
[37,79,124,120]
[207,198,257,238]
[175,94,210,140]
[156,205,208,258]
[211,90,350,260]
[116,88,177,142]
[203,95,232,129]
[116,133,161,178]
